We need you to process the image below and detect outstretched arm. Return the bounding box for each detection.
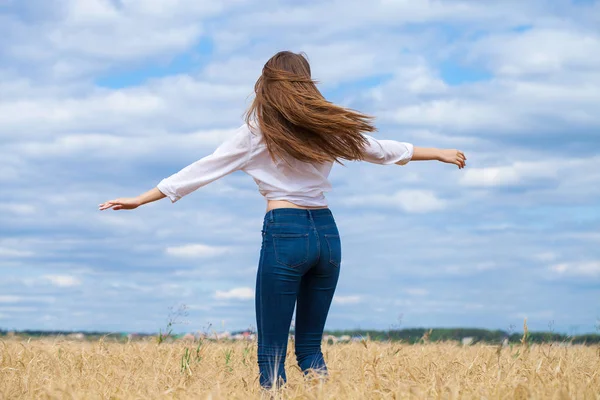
[411,147,466,169]
[98,187,166,211]
[361,134,466,169]
[99,124,252,211]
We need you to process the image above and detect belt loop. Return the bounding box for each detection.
[269,210,274,223]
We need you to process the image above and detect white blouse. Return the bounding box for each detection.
[157,124,414,207]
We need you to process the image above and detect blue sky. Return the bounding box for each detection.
[1,0,599,335]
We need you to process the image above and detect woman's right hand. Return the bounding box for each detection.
[438,149,466,169]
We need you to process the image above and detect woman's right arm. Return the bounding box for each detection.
[361,134,466,169]
[412,147,467,169]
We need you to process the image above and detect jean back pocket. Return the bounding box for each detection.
[273,233,309,268]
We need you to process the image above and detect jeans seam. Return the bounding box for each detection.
[315,229,320,264]
[258,235,264,373]
[324,234,340,268]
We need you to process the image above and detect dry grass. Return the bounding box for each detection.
[1,337,599,399]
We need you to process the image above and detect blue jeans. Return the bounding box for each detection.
[256,208,341,388]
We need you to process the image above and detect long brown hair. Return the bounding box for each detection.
[245,51,376,164]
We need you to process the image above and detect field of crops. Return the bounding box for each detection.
[1,338,599,399]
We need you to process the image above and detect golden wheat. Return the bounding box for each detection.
[1,338,598,399]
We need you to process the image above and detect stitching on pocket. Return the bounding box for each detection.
[324,234,341,268]
[273,233,309,268]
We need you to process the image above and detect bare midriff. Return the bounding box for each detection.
[266,199,328,212]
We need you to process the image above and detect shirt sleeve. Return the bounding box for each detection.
[361,134,414,165]
[157,125,252,203]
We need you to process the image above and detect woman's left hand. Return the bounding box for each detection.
[98,197,141,211]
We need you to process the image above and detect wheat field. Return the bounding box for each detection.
[1,337,599,399]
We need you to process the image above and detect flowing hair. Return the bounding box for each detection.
[245,51,376,164]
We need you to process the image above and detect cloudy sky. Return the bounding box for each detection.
[1,0,599,335]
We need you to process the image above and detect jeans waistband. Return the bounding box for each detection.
[264,208,333,223]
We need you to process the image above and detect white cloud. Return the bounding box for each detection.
[458,157,600,196]
[550,261,600,277]
[0,295,22,304]
[469,28,600,77]
[403,191,447,213]
[44,275,82,287]
[404,288,429,296]
[0,0,243,81]
[0,165,20,182]
[0,295,56,304]
[0,78,249,139]
[378,76,600,134]
[215,287,254,300]
[565,233,600,242]
[368,61,448,101]
[0,247,34,258]
[0,306,39,313]
[513,310,555,321]
[109,282,153,293]
[333,295,361,305]
[166,244,230,258]
[343,190,447,213]
[8,127,241,160]
[534,252,558,262]
[1,203,37,215]
[460,161,559,187]
[371,29,600,136]
[228,1,543,34]
[389,99,515,132]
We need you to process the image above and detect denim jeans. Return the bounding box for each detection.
[256,208,341,389]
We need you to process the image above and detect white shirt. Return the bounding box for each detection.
[157,124,414,207]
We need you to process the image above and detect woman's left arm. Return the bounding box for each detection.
[99,124,253,211]
[99,187,166,211]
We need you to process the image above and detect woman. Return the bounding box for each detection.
[99,51,466,389]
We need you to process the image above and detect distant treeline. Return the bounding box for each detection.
[325,328,600,344]
[1,327,599,344]
[0,329,150,341]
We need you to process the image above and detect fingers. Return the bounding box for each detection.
[98,200,121,211]
[441,150,467,169]
[456,150,466,169]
